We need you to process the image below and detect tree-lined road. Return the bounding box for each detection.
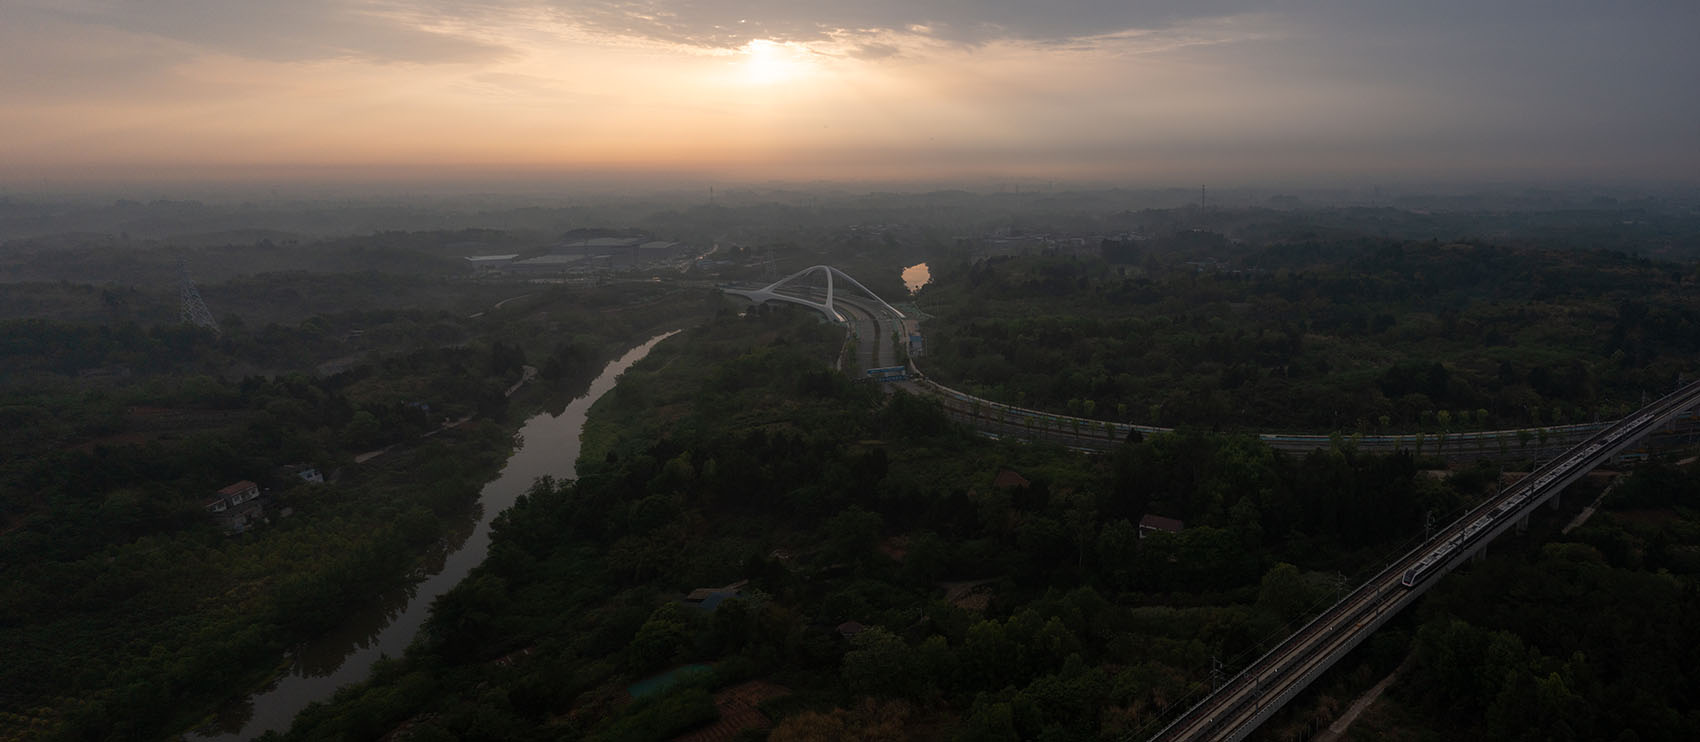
[736,276,1693,462]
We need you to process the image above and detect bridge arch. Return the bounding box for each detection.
[722,265,905,323]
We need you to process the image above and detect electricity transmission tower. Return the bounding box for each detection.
[179,262,220,334]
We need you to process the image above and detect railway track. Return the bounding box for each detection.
[1148,377,1700,741]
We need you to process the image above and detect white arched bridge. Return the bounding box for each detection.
[721,265,905,324]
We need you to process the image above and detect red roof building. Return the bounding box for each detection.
[205,481,264,533]
[1138,514,1185,537]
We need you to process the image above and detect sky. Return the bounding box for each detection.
[3,1,1698,188]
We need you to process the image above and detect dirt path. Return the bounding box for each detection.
[1315,659,1408,742]
[504,364,537,397]
[1563,473,1623,534]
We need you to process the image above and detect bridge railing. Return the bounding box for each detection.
[731,266,908,324]
[913,371,1630,459]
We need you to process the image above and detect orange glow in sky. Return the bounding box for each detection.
[2,2,1696,185]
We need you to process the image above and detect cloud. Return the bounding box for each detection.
[520,0,1258,48]
[847,43,901,61]
[2,0,1697,184]
[420,1,1184,62]
[35,0,512,64]
[0,11,191,103]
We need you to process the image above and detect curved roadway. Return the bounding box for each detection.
[823,292,1681,462]
[738,280,1700,740]
[770,286,901,376]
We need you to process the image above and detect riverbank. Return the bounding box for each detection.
[186,332,683,740]
[0,296,705,742]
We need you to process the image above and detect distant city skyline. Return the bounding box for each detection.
[4,2,1698,187]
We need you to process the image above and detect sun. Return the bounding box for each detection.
[740,39,813,85]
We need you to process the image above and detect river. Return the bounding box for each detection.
[190,331,678,740]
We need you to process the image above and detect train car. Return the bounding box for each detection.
[1402,538,1461,587]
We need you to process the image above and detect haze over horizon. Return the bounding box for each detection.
[6,1,1698,189]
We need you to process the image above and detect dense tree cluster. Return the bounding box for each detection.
[0,283,707,740]
[922,244,1700,431]
[1359,462,1700,741]
[276,308,1489,741]
[0,337,526,739]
